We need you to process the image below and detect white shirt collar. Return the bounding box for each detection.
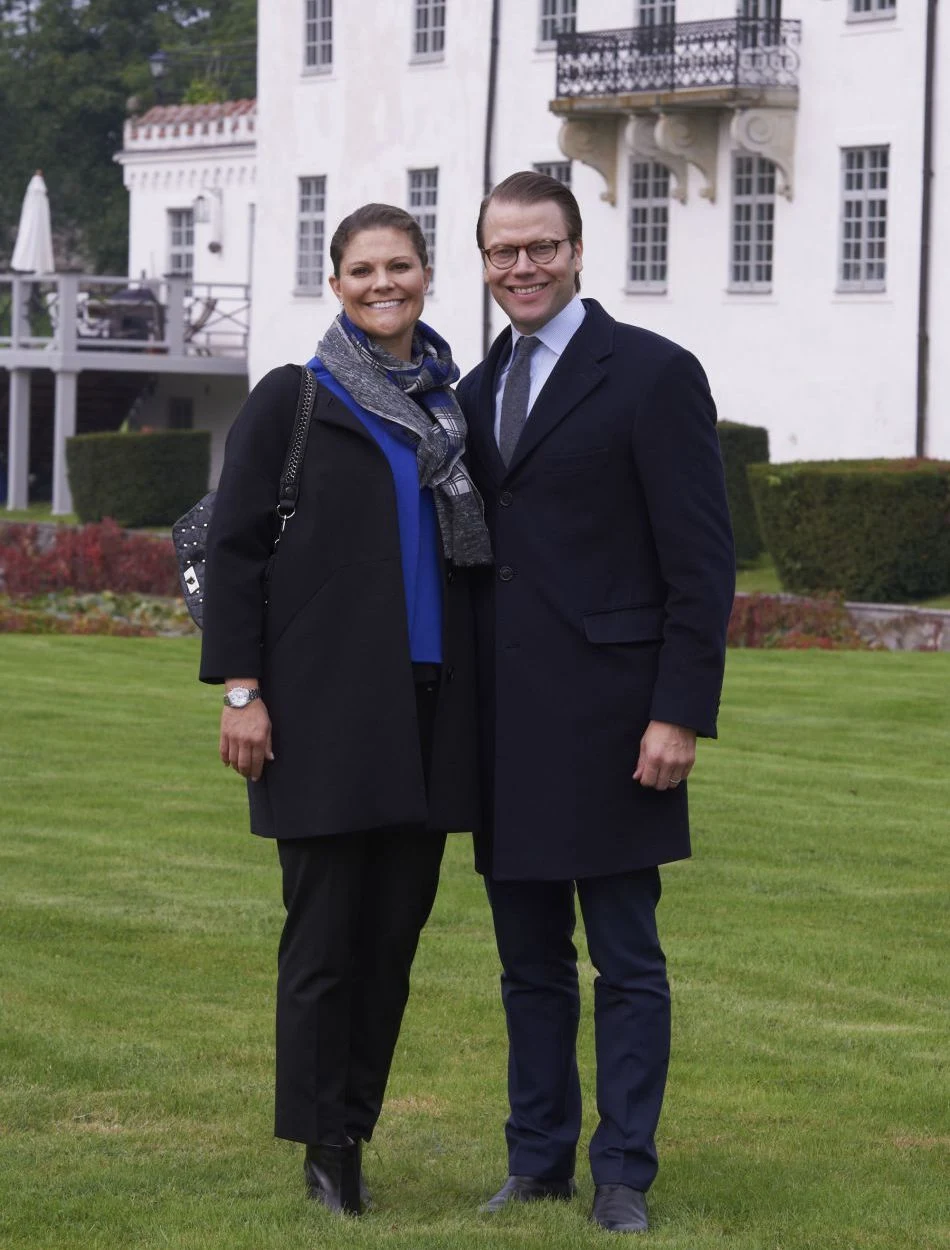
[510,295,586,359]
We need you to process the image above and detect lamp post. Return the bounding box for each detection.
[148,50,168,103]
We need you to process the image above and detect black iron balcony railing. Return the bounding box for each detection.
[555,18,802,99]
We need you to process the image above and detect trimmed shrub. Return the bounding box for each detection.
[718,421,769,563]
[66,429,210,527]
[748,459,950,602]
[0,520,179,597]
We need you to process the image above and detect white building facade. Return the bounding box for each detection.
[248,0,948,464]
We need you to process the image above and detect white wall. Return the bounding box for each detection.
[132,374,249,484]
[250,0,946,463]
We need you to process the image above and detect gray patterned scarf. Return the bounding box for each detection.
[314,313,492,566]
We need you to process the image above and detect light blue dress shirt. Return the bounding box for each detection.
[493,295,587,446]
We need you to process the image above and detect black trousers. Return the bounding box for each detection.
[486,867,669,1191]
[274,678,445,1145]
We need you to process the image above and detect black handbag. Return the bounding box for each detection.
[172,367,318,628]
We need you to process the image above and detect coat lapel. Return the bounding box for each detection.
[506,299,614,475]
[312,382,375,442]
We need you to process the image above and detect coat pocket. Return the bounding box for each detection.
[582,605,665,645]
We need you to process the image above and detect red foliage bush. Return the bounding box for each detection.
[0,520,179,597]
[728,593,868,650]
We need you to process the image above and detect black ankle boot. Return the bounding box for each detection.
[303,1139,363,1215]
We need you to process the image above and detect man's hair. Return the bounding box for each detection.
[476,171,583,292]
[330,203,429,277]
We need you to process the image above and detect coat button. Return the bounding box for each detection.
[498,565,514,582]
[446,568,455,584]
[499,490,513,507]
[445,665,455,683]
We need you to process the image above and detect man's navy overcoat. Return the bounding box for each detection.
[457,300,735,881]
[199,365,480,841]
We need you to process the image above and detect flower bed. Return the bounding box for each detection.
[0,519,179,597]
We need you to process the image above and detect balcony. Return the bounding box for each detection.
[550,18,802,206]
[0,273,249,374]
[553,18,802,111]
[1,273,249,513]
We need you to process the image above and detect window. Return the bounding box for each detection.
[638,0,675,24]
[533,160,572,187]
[168,209,194,277]
[730,155,776,292]
[839,147,888,291]
[628,161,670,292]
[304,0,333,72]
[168,397,194,430]
[408,168,439,286]
[539,0,576,47]
[413,0,446,59]
[739,0,781,47]
[296,176,327,292]
[848,0,896,19]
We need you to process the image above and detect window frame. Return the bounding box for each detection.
[295,175,327,295]
[838,146,889,293]
[303,0,333,75]
[729,154,777,294]
[847,0,896,23]
[532,160,572,187]
[412,0,446,62]
[538,0,577,50]
[167,208,195,278]
[626,160,670,295]
[637,0,676,26]
[408,167,439,291]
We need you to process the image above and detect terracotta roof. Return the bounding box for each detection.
[132,99,256,125]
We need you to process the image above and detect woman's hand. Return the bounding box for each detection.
[220,699,274,782]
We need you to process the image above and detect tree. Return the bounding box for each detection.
[0,0,255,272]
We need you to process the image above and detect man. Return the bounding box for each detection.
[457,172,735,1234]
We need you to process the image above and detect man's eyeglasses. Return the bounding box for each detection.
[481,238,571,270]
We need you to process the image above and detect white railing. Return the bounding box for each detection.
[0,273,249,359]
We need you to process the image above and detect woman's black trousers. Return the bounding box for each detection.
[273,679,445,1145]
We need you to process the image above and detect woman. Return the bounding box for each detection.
[199,204,491,1216]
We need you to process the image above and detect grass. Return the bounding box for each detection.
[2,501,78,524]
[1,638,948,1249]
[737,552,950,609]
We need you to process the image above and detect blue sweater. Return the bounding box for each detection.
[308,361,443,664]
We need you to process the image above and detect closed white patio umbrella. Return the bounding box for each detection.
[10,171,54,273]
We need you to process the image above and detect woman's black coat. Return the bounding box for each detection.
[199,364,480,840]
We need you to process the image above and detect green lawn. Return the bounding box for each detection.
[1,639,948,1250]
[1,502,78,525]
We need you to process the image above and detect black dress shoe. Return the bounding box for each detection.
[304,1139,362,1215]
[479,1174,577,1213]
[591,1184,649,1233]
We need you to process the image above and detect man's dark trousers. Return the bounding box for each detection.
[486,866,669,1191]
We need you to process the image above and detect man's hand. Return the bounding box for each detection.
[633,720,697,791]
[220,700,274,782]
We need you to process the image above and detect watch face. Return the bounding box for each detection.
[228,688,250,708]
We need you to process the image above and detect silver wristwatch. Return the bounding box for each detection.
[223,686,262,709]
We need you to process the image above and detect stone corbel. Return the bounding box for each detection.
[623,116,688,204]
[654,112,720,203]
[557,116,621,205]
[731,109,797,200]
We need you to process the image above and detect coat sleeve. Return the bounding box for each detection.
[632,349,736,738]
[199,365,301,683]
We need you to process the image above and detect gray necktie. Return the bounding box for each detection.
[498,335,540,466]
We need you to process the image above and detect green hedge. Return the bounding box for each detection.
[66,430,211,528]
[718,421,770,563]
[748,459,950,602]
